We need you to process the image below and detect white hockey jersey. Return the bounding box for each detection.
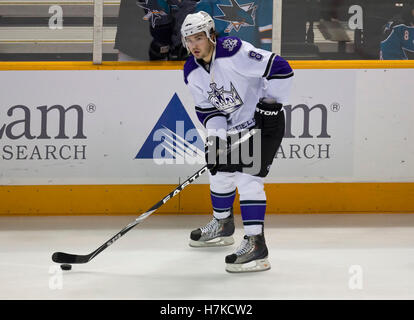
[184,36,293,135]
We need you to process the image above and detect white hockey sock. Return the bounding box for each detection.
[244,224,263,236]
[213,210,231,220]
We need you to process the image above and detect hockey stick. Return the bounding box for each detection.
[51,128,257,265]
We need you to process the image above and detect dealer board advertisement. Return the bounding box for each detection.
[0,68,411,185]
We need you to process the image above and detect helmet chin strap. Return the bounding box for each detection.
[208,32,217,46]
[209,46,217,84]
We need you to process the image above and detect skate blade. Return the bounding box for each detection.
[225,258,271,273]
[189,236,234,247]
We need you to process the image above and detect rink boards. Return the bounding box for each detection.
[0,60,413,215]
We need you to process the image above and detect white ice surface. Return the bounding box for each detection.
[0,214,413,300]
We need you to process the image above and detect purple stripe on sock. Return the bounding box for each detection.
[211,191,236,211]
[240,204,266,223]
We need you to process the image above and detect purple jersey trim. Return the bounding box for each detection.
[196,108,227,127]
[183,56,199,84]
[215,36,242,59]
[266,55,294,79]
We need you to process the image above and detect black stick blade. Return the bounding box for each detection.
[52,252,89,264]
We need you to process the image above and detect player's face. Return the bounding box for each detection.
[185,32,214,61]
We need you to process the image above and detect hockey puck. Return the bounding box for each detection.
[60,264,72,271]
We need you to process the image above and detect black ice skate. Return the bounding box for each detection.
[189,210,235,247]
[225,233,271,273]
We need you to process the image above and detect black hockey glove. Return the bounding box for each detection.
[205,135,228,176]
[254,97,283,135]
[148,22,173,61]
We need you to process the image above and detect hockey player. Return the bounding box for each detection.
[380,4,414,60]
[181,11,293,273]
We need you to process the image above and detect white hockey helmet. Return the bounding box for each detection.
[181,11,216,50]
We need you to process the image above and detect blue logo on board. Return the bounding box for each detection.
[135,93,204,163]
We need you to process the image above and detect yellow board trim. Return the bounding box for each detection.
[0,183,413,216]
[0,61,185,71]
[0,60,414,71]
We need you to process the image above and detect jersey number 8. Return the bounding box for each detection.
[249,50,263,61]
[404,30,409,41]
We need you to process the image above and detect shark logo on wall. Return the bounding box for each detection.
[214,0,258,33]
[136,0,168,28]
